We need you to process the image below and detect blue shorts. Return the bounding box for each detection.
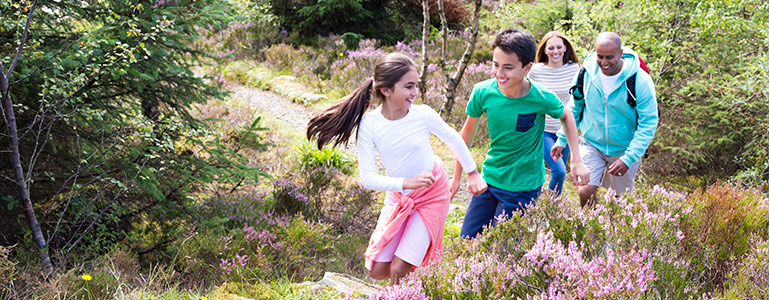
[460,184,540,239]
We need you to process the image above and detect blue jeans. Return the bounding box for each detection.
[543,131,570,195]
[460,185,540,239]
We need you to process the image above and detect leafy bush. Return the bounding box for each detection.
[217,216,337,282]
[272,143,378,235]
[721,239,769,299]
[680,182,769,290]
[296,142,355,176]
[391,185,762,298]
[269,0,409,44]
[272,177,311,216]
[0,245,15,287]
[192,0,283,60]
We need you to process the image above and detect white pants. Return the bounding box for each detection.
[580,140,641,196]
[373,210,430,267]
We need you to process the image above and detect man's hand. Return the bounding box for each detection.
[403,172,436,190]
[466,170,487,196]
[607,160,629,177]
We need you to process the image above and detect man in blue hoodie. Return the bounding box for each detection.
[552,32,658,207]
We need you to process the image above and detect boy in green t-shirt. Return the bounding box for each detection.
[450,28,589,239]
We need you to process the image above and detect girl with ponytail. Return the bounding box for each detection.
[307,53,487,284]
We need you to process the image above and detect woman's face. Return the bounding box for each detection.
[544,37,566,65]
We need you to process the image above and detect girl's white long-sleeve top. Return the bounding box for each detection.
[357,104,477,194]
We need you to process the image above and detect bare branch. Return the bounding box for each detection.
[450,0,482,85]
[418,0,430,101]
[438,0,449,84]
[0,173,15,183]
[6,0,39,79]
[1,66,8,126]
[440,0,482,115]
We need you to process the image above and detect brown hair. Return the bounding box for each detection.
[306,52,417,149]
[535,31,579,65]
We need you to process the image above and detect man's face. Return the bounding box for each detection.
[595,42,623,76]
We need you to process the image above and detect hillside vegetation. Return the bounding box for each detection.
[1,0,767,299]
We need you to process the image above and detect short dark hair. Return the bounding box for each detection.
[493,28,537,66]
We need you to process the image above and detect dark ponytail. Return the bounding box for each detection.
[306,80,374,149]
[307,52,417,149]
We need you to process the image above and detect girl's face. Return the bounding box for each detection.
[381,68,419,111]
[492,47,530,93]
[544,37,566,65]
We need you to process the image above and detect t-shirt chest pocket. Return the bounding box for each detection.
[515,113,537,132]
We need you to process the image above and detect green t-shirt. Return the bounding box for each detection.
[467,78,564,192]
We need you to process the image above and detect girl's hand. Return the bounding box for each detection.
[551,146,564,161]
[449,177,461,200]
[466,170,487,196]
[403,172,436,190]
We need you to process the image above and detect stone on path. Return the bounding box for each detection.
[297,271,381,298]
[268,75,327,105]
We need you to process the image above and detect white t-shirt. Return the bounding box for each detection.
[598,58,631,100]
[357,104,477,194]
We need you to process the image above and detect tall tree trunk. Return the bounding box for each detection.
[0,0,53,276]
[419,0,430,101]
[438,0,482,116]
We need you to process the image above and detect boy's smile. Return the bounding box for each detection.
[491,48,532,98]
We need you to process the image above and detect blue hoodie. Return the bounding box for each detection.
[556,47,658,167]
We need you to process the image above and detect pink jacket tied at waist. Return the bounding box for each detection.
[365,158,451,270]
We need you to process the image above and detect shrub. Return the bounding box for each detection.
[296,142,355,176]
[680,182,769,290]
[262,43,305,72]
[721,239,769,299]
[409,185,719,298]
[344,278,428,300]
[272,177,311,216]
[0,244,15,287]
[272,147,378,235]
[217,216,338,282]
[174,230,227,287]
[192,0,283,59]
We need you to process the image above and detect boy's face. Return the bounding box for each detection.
[492,47,532,93]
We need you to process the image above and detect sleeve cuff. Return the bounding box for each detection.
[619,155,635,168]
[555,137,568,148]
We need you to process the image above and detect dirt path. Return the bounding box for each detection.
[225,82,360,157]
[225,81,472,205]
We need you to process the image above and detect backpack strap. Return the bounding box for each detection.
[569,67,587,100]
[626,72,651,158]
[626,72,638,126]
[626,72,637,108]
[569,67,587,122]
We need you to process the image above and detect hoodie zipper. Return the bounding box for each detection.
[589,77,611,154]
